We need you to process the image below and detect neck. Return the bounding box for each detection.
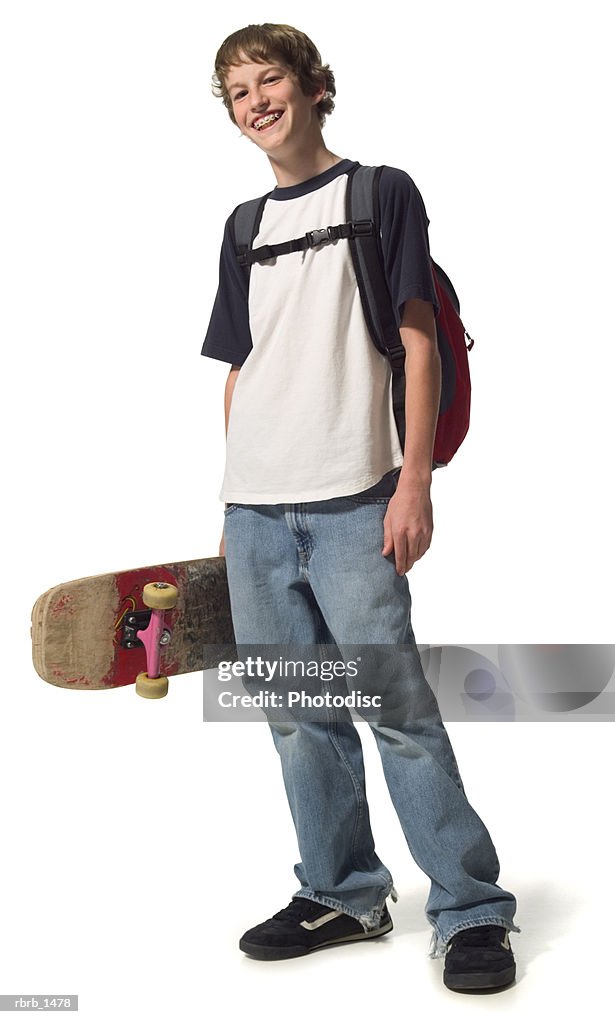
[267,136,343,188]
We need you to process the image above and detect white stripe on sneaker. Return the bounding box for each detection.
[300,910,344,931]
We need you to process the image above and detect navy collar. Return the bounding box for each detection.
[269,159,358,201]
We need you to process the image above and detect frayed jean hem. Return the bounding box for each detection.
[294,885,398,933]
[428,917,522,959]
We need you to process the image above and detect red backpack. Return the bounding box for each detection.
[234,163,474,468]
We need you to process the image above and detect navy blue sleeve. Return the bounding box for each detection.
[201,211,253,365]
[378,166,440,326]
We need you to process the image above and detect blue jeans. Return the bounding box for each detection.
[222,470,520,957]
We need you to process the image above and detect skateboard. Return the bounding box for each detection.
[31,557,236,699]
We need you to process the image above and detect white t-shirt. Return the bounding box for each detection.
[202,158,440,504]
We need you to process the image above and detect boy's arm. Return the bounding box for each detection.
[218,362,241,552]
[382,297,441,575]
[224,365,241,436]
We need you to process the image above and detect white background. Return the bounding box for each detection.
[2,0,613,1019]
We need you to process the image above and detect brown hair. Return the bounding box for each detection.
[211,23,336,130]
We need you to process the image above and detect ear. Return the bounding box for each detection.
[312,73,327,106]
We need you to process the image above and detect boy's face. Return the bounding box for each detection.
[225,57,325,153]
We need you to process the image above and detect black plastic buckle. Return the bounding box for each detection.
[306,227,331,247]
[352,219,373,237]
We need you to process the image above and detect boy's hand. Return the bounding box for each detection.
[382,481,433,575]
[219,526,225,558]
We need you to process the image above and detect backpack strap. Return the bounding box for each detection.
[346,164,409,451]
[231,188,374,270]
[232,193,270,274]
[237,219,374,267]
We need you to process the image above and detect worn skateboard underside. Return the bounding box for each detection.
[31,557,236,690]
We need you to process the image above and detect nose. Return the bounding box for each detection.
[248,84,270,111]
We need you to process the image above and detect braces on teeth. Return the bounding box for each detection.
[254,111,282,130]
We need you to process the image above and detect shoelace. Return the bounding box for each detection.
[271,898,318,924]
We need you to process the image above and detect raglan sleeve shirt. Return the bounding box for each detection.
[199,160,440,504]
[377,166,441,325]
[200,210,253,366]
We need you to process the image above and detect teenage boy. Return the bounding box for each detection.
[202,23,520,992]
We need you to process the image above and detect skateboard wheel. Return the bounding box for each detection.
[142,582,178,610]
[135,671,169,699]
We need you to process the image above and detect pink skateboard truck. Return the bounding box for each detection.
[134,582,179,698]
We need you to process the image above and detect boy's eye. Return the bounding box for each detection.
[233,76,281,100]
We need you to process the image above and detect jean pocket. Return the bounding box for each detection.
[223,503,241,516]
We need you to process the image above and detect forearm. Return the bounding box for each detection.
[398,335,441,486]
[223,366,240,508]
[225,366,240,437]
[383,313,440,574]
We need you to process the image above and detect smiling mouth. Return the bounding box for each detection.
[253,110,284,132]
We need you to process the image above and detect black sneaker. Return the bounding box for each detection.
[239,896,393,961]
[443,925,516,991]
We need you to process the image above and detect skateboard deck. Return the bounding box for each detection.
[31,557,236,695]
